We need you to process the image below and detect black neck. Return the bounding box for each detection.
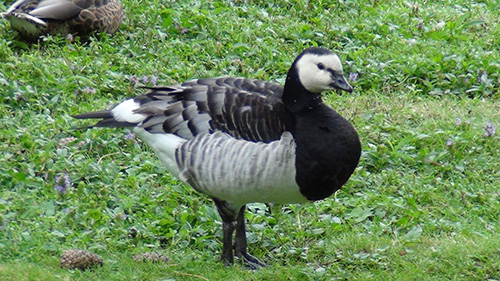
[282,67,361,201]
[282,68,323,113]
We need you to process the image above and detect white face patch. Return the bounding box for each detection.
[296,53,344,93]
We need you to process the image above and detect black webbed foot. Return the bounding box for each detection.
[215,201,265,269]
[235,250,266,269]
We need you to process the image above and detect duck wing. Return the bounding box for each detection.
[29,0,82,20]
[29,0,123,33]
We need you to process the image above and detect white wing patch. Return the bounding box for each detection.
[5,0,26,13]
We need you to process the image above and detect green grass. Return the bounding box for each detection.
[1,0,500,280]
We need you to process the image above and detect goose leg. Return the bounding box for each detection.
[221,218,236,266]
[214,199,236,266]
[234,205,266,269]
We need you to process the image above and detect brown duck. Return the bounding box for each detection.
[2,0,123,41]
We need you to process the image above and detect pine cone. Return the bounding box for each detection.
[132,252,170,263]
[60,249,103,270]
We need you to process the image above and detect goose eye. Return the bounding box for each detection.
[317,63,325,70]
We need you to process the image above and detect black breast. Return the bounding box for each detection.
[293,104,361,201]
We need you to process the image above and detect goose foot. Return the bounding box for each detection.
[236,251,266,269]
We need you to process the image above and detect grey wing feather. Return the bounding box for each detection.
[75,77,293,143]
[141,77,293,142]
[30,0,82,20]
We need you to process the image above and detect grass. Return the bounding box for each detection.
[1,0,500,280]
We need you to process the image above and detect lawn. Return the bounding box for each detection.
[1,0,500,280]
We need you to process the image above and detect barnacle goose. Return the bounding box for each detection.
[1,0,123,41]
[73,47,361,268]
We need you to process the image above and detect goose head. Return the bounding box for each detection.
[290,47,353,94]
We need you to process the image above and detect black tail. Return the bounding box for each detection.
[72,110,136,128]
[72,110,113,120]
